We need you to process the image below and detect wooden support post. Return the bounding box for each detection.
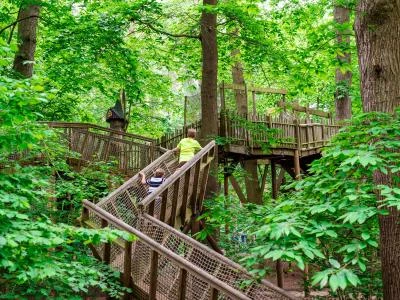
[277,168,286,190]
[229,176,247,204]
[149,250,159,300]
[276,260,284,289]
[123,241,132,300]
[304,264,310,297]
[271,160,283,288]
[271,160,278,200]
[260,164,269,194]
[177,269,187,300]
[294,150,301,180]
[101,219,111,264]
[224,172,230,234]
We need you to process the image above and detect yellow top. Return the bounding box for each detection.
[177,138,202,162]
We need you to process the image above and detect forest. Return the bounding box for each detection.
[0,0,399,299]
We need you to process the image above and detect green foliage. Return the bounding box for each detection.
[244,111,399,297]
[54,161,125,224]
[0,41,131,297]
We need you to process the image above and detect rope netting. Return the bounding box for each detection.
[138,215,293,300]
[96,149,180,226]
[86,141,294,299]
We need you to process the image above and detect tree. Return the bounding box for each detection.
[13,4,40,77]
[355,1,400,298]
[231,48,263,204]
[200,0,219,197]
[334,3,352,120]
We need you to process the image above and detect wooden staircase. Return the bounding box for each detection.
[81,141,296,299]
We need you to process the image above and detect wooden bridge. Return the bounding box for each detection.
[81,142,295,300]
[12,89,340,299]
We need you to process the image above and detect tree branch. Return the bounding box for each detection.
[0,15,40,35]
[137,20,200,40]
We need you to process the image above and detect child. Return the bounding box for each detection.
[174,128,202,167]
[139,168,166,195]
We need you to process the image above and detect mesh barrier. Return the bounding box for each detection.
[138,215,290,300]
[83,140,294,299]
[96,150,180,227]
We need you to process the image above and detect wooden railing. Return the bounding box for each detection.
[221,112,340,152]
[82,201,295,300]
[156,121,201,149]
[139,141,216,227]
[46,122,162,176]
[95,141,216,228]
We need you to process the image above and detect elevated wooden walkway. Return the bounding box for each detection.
[29,124,294,298]
[10,99,340,299]
[82,141,295,299]
[46,122,161,176]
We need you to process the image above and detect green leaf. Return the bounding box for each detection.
[329,258,341,269]
[329,274,339,292]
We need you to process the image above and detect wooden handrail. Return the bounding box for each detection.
[82,200,252,300]
[139,141,216,209]
[44,121,156,143]
[142,214,297,300]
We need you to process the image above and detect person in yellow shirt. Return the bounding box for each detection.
[174,128,202,168]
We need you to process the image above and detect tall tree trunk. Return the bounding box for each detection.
[200,0,219,197]
[231,49,263,204]
[13,5,40,77]
[355,1,400,299]
[334,5,352,120]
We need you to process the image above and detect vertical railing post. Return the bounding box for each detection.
[169,181,181,227]
[149,250,159,300]
[123,241,132,300]
[252,90,256,115]
[177,268,187,300]
[102,219,111,264]
[210,287,218,300]
[160,190,168,222]
[180,171,191,225]
[82,206,89,223]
